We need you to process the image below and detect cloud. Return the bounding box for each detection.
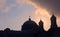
[1,0,32,13]
[2,7,10,13]
[30,0,60,16]
[16,0,26,3]
[30,0,60,30]
[0,0,18,13]
[16,0,31,4]
[16,0,37,7]
[0,0,7,10]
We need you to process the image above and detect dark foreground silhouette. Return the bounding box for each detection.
[0,15,60,37]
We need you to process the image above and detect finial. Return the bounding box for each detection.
[52,14,56,18]
[29,16,31,21]
[29,16,30,18]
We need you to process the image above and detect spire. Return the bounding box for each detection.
[51,14,56,20]
[50,14,57,28]
[39,20,44,29]
[51,14,56,23]
[29,16,31,21]
[39,20,43,25]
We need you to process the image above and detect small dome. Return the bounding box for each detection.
[22,18,38,31]
[4,28,10,31]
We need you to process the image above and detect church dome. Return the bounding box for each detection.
[22,18,38,31]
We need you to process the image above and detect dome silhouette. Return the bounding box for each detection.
[4,28,10,31]
[22,18,38,31]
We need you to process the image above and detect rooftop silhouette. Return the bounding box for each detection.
[0,15,60,37]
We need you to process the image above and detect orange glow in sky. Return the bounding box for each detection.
[34,8,51,31]
[27,1,51,30]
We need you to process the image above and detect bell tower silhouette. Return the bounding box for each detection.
[39,20,44,30]
[50,15,57,29]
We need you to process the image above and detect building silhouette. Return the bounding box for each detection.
[48,15,60,37]
[0,15,60,37]
[38,20,47,37]
[50,15,57,28]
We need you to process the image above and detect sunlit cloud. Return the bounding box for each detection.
[16,0,51,30]
[22,0,51,30]
[57,17,60,27]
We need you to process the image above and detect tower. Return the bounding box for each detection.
[38,20,47,37]
[50,15,57,29]
[39,20,44,30]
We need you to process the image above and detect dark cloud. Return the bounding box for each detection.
[31,0,60,16]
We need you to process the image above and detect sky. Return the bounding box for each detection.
[0,0,60,31]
